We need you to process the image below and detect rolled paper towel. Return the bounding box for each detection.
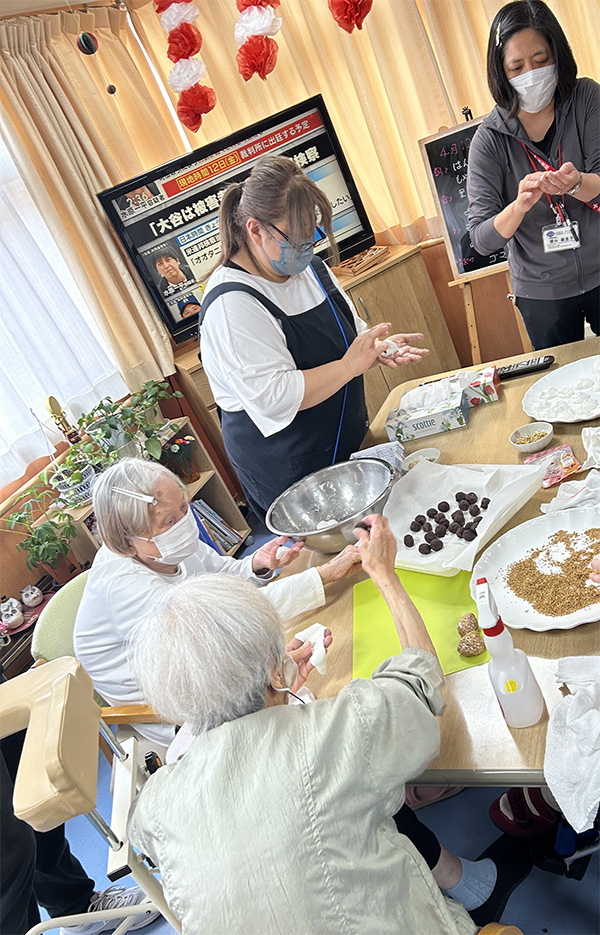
[294,622,328,675]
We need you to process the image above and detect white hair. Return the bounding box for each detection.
[92,458,186,556]
[129,574,286,734]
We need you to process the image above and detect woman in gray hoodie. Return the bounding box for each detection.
[467,0,600,350]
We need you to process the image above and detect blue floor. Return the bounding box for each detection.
[46,512,599,934]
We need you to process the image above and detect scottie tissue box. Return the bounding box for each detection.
[385,382,470,443]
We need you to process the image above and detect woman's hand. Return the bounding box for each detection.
[590,555,600,588]
[286,629,333,691]
[514,171,546,215]
[317,544,362,584]
[352,514,397,587]
[251,536,304,574]
[376,333,430,370]
[342,322,392,379]
[539,161,580,197]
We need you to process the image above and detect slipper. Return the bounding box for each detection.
[469,832,534,926]
[489,787,560,838]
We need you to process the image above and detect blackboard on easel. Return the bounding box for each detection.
[419,118,508,281]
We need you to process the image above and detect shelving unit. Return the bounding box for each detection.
[47,416,250,562]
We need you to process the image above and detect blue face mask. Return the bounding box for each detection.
[262,231,315,277]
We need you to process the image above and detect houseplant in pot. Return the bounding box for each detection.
[3,475,81,585]
[49,441,117,507]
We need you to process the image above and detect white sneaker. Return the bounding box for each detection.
[59,885,160,934]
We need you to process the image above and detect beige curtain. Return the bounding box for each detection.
[129,0,600,242]
[0,8,184,388]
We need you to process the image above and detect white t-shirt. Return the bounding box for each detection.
[73,543,325,743]
[200,263,366,437]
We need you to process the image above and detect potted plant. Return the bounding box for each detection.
[77,381,183,462]
[3,476,81,585]
[49,442,118,507]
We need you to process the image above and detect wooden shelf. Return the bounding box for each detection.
[185,470,214,498]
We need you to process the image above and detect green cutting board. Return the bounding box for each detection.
[353,569,490,679]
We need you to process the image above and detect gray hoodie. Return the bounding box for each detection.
[467,77,600,300]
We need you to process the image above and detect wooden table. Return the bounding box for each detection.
[286,338,600,786]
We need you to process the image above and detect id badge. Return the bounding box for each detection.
[542,220,581,252]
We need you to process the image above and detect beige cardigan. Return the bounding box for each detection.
[128,649,478,935]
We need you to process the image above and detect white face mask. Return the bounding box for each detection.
[139,507,199,564]
[509,63,557,114]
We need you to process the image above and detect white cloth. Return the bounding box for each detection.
[200,263,366,437]
[295,621,328,674]
[544,656,600,832]
[128,649,476,935]
[540,468,600,513]
[74,544,324,743]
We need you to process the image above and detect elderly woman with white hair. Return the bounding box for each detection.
[74,458,360,745]
[127,515,532,933]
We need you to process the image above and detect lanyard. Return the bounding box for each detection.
[519,141,600,216]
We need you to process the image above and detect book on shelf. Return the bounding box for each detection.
[190,499,242,552]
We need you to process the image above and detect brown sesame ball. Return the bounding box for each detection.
[457,632,485,657]
[438,501,450,512]
[448,522,460,534]
[419,543,431,554]
[427,508,438,518]
[455,491,466,502]
[466,492,478,504]
[430,538,443,551]
[458,499,470,511]
[404,535,414,547]
[481,497,491,510]
[415,514,426,525]
[469,505,480,516]
[435,525,446,537]
[422,522,432,532]
[458,612,479,634]
[410,521,421,532]
[424,532,436,543]
[463,529,476,541]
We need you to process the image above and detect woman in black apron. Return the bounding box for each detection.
[200,156,429,523]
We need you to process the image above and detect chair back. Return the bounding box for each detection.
[31,570,89,662]
[0,657,100,831]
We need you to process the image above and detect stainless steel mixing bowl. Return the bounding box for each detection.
[265,458,397,553]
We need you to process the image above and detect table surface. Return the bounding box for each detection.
[286,338,600,786]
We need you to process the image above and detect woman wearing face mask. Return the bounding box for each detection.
[73,458,361,747]
[199,155,429,522]
[467,0,600,350]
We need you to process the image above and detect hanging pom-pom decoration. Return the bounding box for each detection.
[234,0,281,82]
[76,32,117,96]
[77,32,98,55]
[167,22,202,63]
[176,83,217,132]
[156,0,217,131]
[328,0,373,33]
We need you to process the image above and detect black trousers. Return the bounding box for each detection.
[393,802,442,869]
[516,285,600,351]
[0,731,95,935]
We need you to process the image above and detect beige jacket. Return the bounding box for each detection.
[128,649,477,935]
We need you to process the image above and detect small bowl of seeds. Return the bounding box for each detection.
[509,421,553,454]
[401,448,441,474]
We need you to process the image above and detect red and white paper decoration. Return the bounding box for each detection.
[328,0,373,33]
[155,0,216,132]
[234,0,282,81]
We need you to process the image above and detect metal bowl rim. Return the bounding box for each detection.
[265,458,395,537]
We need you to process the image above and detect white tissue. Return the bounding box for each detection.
[378,339,401,359]
[234,6,281,45]
[161,2,199,31]
[275,546,289,561]
[168,59,206,92]
[540,469,600,514]
[581,428,600,470]
[295,622,328,675]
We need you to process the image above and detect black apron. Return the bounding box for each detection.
[199,257,368,522]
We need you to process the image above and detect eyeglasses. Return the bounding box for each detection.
[260,221,325,252]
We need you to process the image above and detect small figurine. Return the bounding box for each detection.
[20,584,44,608]
[0,596,24,629]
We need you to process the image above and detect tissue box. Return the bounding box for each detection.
[385,390,470,443]
[458,366,501,407]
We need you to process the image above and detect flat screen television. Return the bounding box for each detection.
[97,95,375,345]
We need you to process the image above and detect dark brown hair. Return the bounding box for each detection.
[487,0,577,118]
[213,154,338,272]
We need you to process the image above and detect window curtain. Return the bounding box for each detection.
[0,137,129,488]
[0,8,183,390]
[129,0,600,244]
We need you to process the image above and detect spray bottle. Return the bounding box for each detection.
[475,577,544,728]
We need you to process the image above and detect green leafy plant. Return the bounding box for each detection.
[77,381,182,461]
[3,475,77,571]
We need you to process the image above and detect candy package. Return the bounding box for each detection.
[523,444,582,487]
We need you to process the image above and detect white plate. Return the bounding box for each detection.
[470,509,600,630]
[522,355,600,423]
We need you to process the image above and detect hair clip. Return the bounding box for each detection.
[495,24,501,46]
[113,486,157,506]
